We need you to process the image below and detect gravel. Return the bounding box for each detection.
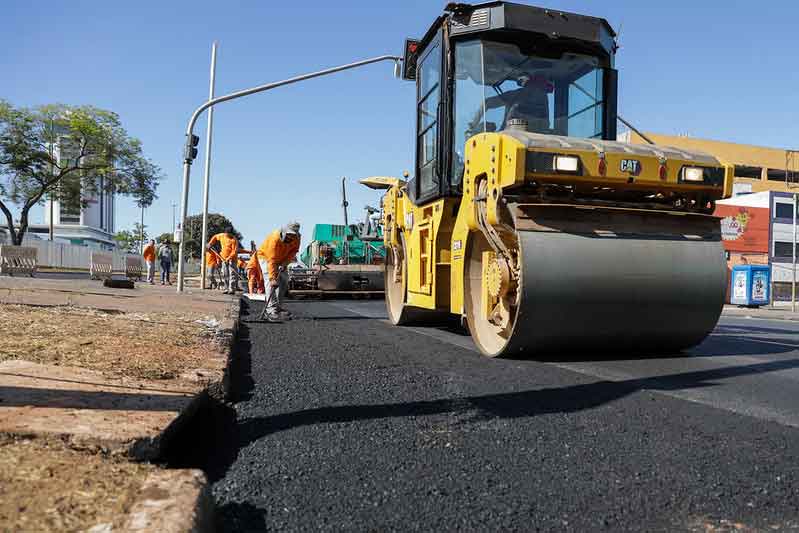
[210,299,799,532]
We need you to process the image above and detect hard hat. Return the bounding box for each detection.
[285,222,301,235]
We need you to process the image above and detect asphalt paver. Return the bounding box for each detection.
[210,299,799,532]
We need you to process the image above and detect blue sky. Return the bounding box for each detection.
[4,1,798,247]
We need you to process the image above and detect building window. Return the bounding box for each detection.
[60,203,80,224]
[734,165,762,179]
[775,202,795,220]
[767,169,788,181]
[774,241,796,258]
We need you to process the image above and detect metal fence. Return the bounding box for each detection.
[0,235,140,272]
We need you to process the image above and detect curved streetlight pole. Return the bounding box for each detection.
[176,54,402,292]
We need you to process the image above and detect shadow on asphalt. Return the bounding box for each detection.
[529,334,799,363]
[227,356,799,449]
[215,502,268,532]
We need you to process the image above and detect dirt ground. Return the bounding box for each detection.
[0,434,154,532]
[0,304,224,382]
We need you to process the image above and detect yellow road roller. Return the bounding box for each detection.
[362,2,733,357]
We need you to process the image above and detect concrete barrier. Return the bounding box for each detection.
[89,251,114,280]
[0,245,38,277]
[125,255,143,280]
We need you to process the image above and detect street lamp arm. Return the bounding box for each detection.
[184,54,403,136]
[176,53,403,292]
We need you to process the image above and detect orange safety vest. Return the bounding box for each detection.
[143,243,155,261]
[208,233,239,261]
[257,230,299,280]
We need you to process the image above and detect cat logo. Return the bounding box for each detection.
[620,159,642,176]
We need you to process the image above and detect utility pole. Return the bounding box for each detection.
[341,177,350,265]
[49,195,54,241]
[48,119,55,241]
[792,192,797,312]
[200,41,218,290]
[175,54,402,292]
[139,205,145,254]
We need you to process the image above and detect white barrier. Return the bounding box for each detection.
[125,255,143,280]
[0,245,38,276]
[89,251,114,280]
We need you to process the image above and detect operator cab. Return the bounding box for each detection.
[404,1,618,204]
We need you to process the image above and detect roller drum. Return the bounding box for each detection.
[466,207,727,357]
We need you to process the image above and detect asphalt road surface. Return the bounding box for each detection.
[210,299,799,532]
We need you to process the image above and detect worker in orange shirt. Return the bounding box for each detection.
[245,250,265,294]
[206,227,242,294]
[142,239,156,284]
[257,222,300,321]
[205,249,222,289]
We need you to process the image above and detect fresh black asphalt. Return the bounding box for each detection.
[207,299,799,532]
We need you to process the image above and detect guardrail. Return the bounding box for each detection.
[89,251,114,280]
[0,245,38,277]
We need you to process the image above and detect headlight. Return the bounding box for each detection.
[554,155,579,172]
[682,167,705,182]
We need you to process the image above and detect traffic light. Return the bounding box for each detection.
[401,39,420,81]
[184,134,199,162]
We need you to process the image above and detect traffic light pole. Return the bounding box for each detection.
[176,54,403,292]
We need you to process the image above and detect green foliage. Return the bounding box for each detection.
[113,229,137,253]
[183,212,242,260]
[0,100,163,245]
[114,223,148,253]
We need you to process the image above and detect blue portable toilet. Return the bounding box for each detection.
[730,265,770,307]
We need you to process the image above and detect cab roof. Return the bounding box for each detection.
[436,2,617,57]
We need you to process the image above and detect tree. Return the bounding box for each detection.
[113,229,137,253]
[133,222,148,252]
[114,223,148,254]
[183,213,242,260]
[0,100,162,245]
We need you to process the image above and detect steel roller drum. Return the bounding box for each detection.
[468,205,727,356]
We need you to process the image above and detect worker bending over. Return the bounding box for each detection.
[258,222,300,321]
[205,249,222,289]
[206,228,242,294]
[246,249,265,294]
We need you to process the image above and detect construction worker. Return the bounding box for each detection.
[245,250,265,294]
[206,227,242,294]
[257,222,301,321]
[142,239,156,284]
[205,249,222,289]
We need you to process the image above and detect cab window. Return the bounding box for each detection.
[416,32,442,201]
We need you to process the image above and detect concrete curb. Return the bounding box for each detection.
[122,469,215,533]
[209,296,242,403]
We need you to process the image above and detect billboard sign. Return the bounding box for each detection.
[715,205,769,253]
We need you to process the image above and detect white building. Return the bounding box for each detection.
[24,136,117,249]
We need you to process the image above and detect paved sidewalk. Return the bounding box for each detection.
[722,303,799,322]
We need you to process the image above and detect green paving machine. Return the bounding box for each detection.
[288,179,386,296]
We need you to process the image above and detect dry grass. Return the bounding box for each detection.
[0,304,222,381]
[0,435,154,532]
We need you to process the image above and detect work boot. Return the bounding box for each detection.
[278,310,293,321]
[277,308,293,318]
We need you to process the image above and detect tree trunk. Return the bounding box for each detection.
[0,200,19,246]
[15,210,30,246]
